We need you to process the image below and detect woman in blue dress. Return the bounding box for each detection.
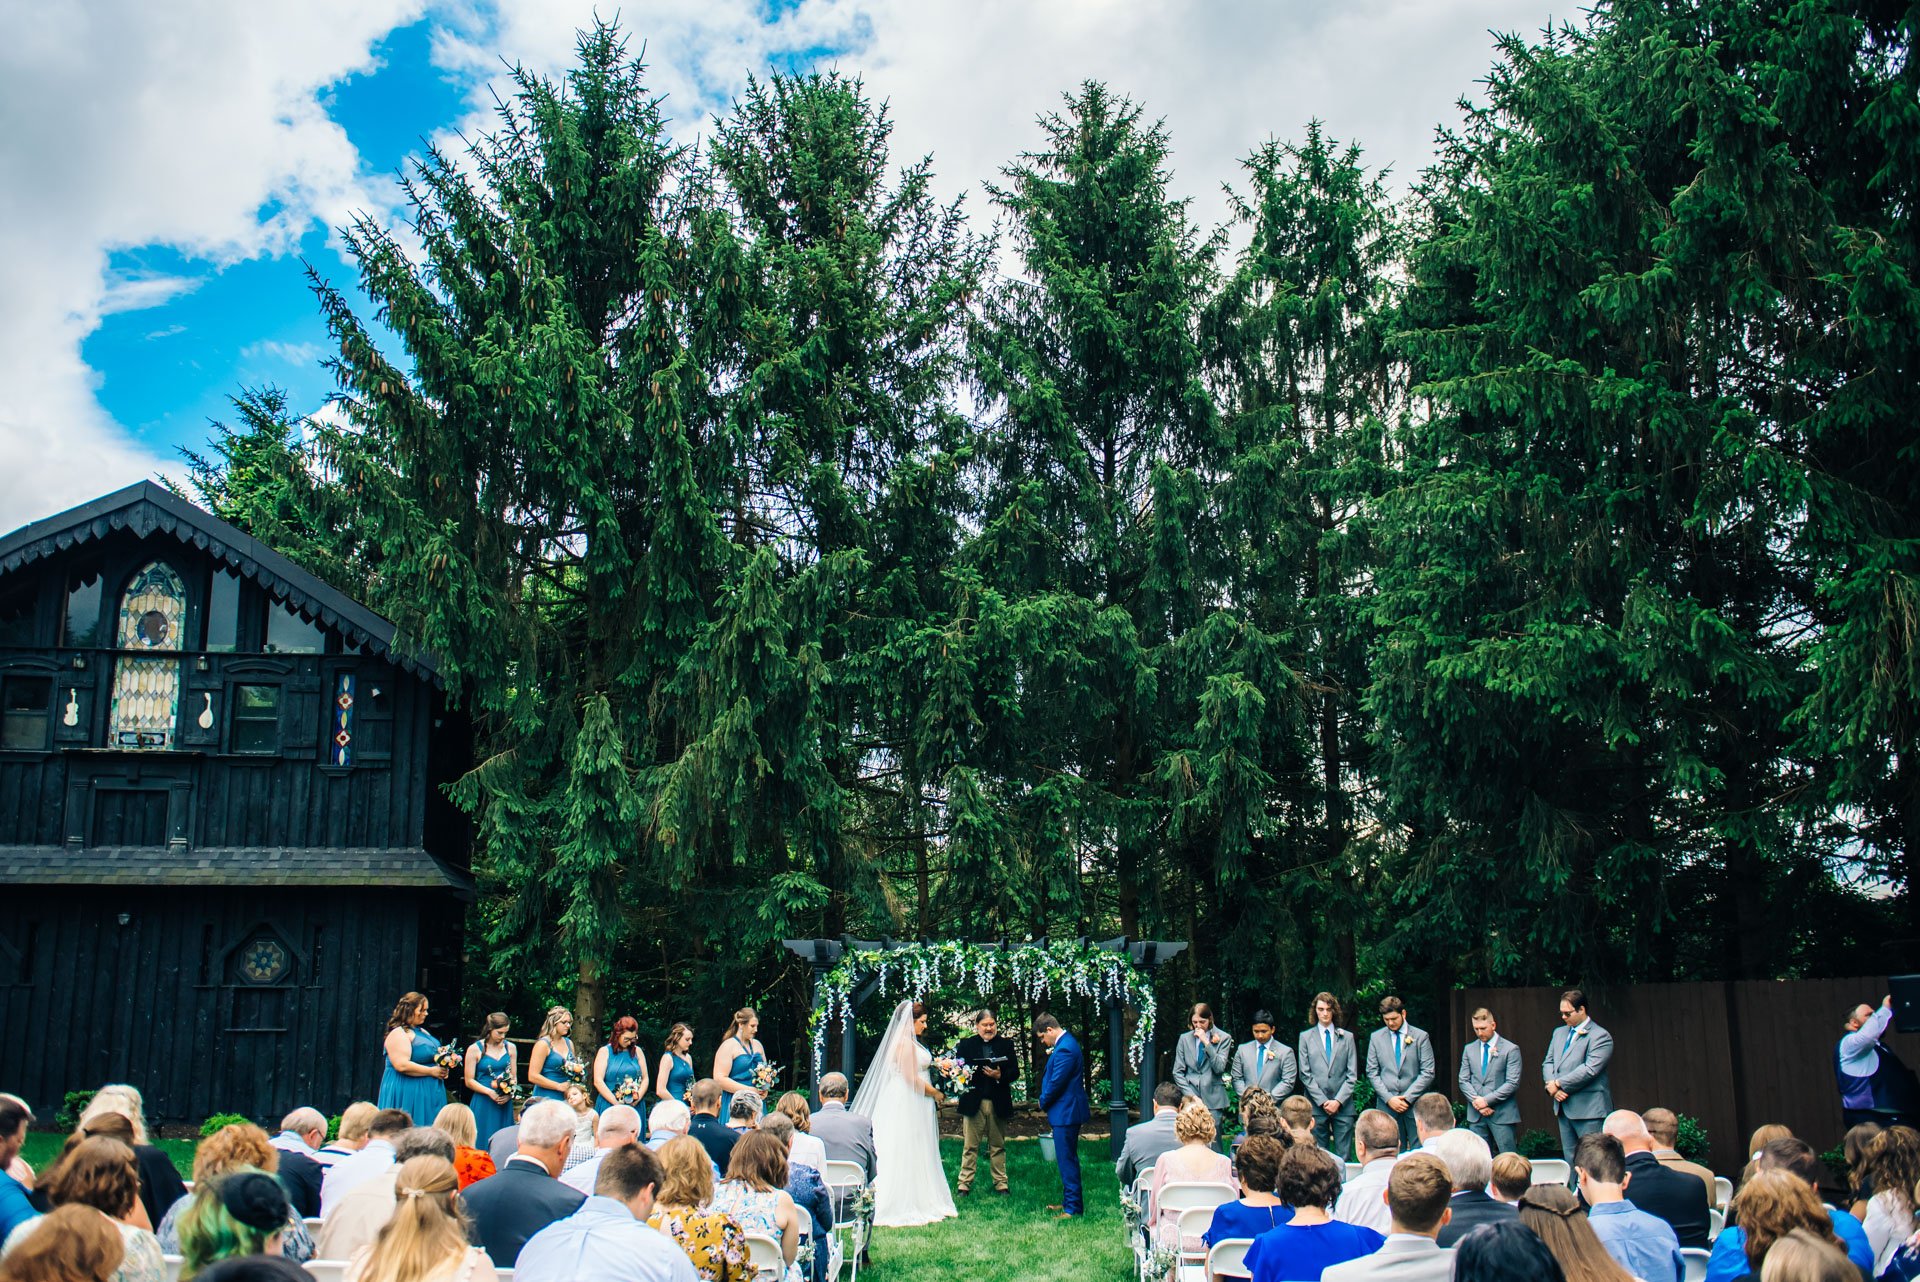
[656,1022,696,1104]
[377,991,449,1123]
[463,1010,516,1148]
[712,1007,769,1110]
[528,1005,578,1100]
[593,1015,649,1117]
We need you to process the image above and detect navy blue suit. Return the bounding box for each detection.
[1039,1029,1093,1215]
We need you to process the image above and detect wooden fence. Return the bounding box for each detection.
[1439,978,1917,1176]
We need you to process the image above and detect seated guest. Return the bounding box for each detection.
[2,1136,166,1281]
[806,1075,873,1182]
[1323,1154,1456,1282]
[159,1125,313,1263]
[516,1145,695,1282]
[1204,1134,1293,1248]
[1516,1184,1635,1282]
[1572,1132,1682,1282]
[646,1137,747,1282]
[80,1086,188,1229]
[755,1115,836,1282]
[1488,1153,1531,1204]
[432,1104,496,1191]
[1708,1170,1850,1282]
[561,1085,599,1174]
[1411,1094,1454,1149]
[1334,1110,1401,1234]
[1860,1125,1920,1277]
[191,1260,311,1282]
[562,1106,642,1196]
[1116,1082,1184,1187]
[709,1133,802,1282]
[1758,1228,1861,1282]
[1454,1220,1567,1282]
[1741,1124,1795,1189]
[319,1104,380,1167]
[1236,1091,1284,1157]
[0,1096,38,1243]
[1702,1138,1874,1281]
[647,1101,693,1151]
[1149,1103,1237,1248]
[484,1123,519,1170]
[1243,1144,1384,1281]
[1643,1108,1717,1209]
[177,1171,289,1279]
[0,1203,124,1282]
[1426,1129,1517,1248]
[266,1109,328,1220]
[341,1155,498,1282]
[62,1116,153,1229]
[1841,1123,1881,1222]
[322,1110,413,1215]
[773,1095,828,1173]
[687,1081,740,1172]
[317,1128,456,1262]
[1280,1095,1317,1137]
[1603,1109,1709,1248]
[459,1101,587,1268]
[726,1093,760,1134]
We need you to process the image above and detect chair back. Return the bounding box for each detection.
[795,1203,815,1238]
[1155,1181,1237,1216]
[1207,1238,1255,1281]
[745,1232,786,1281]
[1343,1161,1362,1184]
[1529,1158,1571,1186]
[1176,1206,1216,1258]
[162,1256,184,1282]
[1707,1206,1725,1238]
[302,1216,325,1235]
[1713,1175,1732,1209]
[1680,1247,1709,1282]
[823,1159,866,1190]
[303,1262,351,1282]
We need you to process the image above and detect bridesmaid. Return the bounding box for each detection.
[377,991,449,1122]
[713,1007,767,1106]
[593,1016,648,1116]
[657,1023,697,1104]
[464,1011,516,1148]
[528,1006,577,1100]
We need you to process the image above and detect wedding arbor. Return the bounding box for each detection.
[783,935,1187,1156]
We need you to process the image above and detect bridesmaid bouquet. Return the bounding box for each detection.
[433,1042,462,1073]
[563,1056,586,1083]
[613,1078,646,1107]
[750,1061,780,1094]
[506,1080,534,1110]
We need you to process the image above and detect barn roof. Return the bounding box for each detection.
[0,844,475,897]
[0,481,439,685]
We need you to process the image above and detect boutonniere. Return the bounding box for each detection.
[1402,1033,1415,1048]
[1575,1028,1589,1039]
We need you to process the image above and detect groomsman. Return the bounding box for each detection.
[1034,1013,1091,1218]
[1541,988,1614,1160]
[1365,996,1436,1152]
[1174,1003,1232,1142]
[1232,1009,1298,1102]
[1457,1007,1522,1155]
[1298,992,1358,1159]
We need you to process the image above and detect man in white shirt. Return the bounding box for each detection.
[1334,1110,1402,1234]
[563,1104,642,1195]
[318,1108,411,1216]
[317,1128,454,1260]
[517,1143,697,1282]
[1324,1154,1456,1282]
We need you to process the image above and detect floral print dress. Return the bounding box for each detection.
[647,1203,748,1282]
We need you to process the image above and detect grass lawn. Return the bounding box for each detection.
[22,1131,197,1178]
[867,1135,1129,1282]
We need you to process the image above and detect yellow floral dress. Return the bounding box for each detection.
[647,1204,748,1282]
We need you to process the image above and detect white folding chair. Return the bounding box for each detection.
[1680,1248,1709,1282]
[1707,1207,1725,1238]
[1343,1161,1362,1184]
[302,1216,325,1235]
[1529,1158,1570,1186]
[162,1256,184,1282]
[1174,1206,1217,1282]
[303,1262,351,1282]
[1206,1238,1255,1281]
[1713,1175,1732,1209]
[745,1232,786,1281]
[821,1160,867,1282]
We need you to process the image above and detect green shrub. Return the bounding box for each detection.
[54,1090,96,1131]
[326,1114,342,1143]
[1819,1144,1849,1189]
[1673,1113,1711,1164]
[199,1113,254,1138]
[1352,1079,1377,1114]
[1451,1099,1468,1125]
[1518,1128,1562,1158]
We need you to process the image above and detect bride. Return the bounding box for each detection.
[852,999,958,1227]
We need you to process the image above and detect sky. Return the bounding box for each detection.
[0,0,1565,533]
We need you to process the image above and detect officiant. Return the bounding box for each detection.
[955,1009,1017,1195]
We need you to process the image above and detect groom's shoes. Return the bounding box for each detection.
[957,1186,971,1196]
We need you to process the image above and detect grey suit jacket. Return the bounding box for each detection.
[809,1102,876,1180]
[1366,1025,1436,1100]
[1115,1109,1181,1185]
[1231,1038,1297,1099]
[1540,1020,1614,1120]
[1296,1024,1357,1107]
[1174,1030,1232,1110]
[1322,1235,1457,1282]
[1457,1034,1523,1123]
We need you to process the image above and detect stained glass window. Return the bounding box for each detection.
[330,671,355,766]
[108,562,185,749]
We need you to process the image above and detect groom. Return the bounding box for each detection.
[1034,1013,1092,1218]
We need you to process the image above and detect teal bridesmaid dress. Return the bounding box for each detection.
[378,1026,448,1123]
[470,1042,514,1146]
[533,1036,576,1100]
[664,1052,695,1103]
[598,1047,643,1114]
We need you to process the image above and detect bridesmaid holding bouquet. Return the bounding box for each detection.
[593,1016,648,1116]
[377,991,449,1122]
[464,1011,516,1147]
[713,1007,768,1108]
[528,1006,578,1100]
[657,1023,697,1104]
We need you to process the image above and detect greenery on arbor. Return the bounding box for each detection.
[187,6,1916,1060]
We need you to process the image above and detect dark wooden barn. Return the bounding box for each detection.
[0,482,472,1125]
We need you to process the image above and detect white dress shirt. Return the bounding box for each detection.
[1333,1154,1399,1234]
[320,1139,397,1216]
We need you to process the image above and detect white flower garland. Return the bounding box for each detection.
[806,940,1157,1079]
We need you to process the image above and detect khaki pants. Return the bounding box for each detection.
[959,1099,1008,1191]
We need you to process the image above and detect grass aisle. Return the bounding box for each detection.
[867,1137,1128,1282]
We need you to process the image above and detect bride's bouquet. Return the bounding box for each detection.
[933,1053,974,1096]
[750,1061,780,1094]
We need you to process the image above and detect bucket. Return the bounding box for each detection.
[1038,1134,1055,1163]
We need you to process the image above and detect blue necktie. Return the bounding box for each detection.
[1481,1042,1489,1075]
[1257,1044,1266,1077]
[1565,1027,1577,1059]
[1395,1036,1403,1068]
[1324,1029,1332,1062]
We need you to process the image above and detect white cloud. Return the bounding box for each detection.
[240,339,328,366]
[0,0,426,531]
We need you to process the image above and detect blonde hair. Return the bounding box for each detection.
[1279,1095,1315,1131]
[655,1136,715,1208]
[354,1156,467,1282]
[79,1087,148,1145]
[1760,1228,1858,1282]
[728,1008,758,1041]
[775,1092,812,1134]
[432,1103,476,1149]
[537,1007,572,1043]
[338,1102,379,1144]
[192,1124,278,1182]
[1175,1103,1217,1146]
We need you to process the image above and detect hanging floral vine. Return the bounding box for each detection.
[806,939,1157,1078]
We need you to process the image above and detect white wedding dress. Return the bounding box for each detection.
[853,1000,958,1228]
